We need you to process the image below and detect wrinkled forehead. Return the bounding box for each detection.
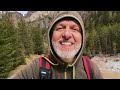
[53,17,81,28]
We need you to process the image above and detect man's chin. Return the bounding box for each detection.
[57,51,75,60]
[60,57,74,64]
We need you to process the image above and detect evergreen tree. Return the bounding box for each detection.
[17,18,33,56]
[31,26,43,55]
[0,12,25,78]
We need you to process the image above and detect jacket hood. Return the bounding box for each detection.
[48,11,85,67]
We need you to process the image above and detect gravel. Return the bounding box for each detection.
[91,55,120,73]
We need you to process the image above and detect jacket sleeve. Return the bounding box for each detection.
[8,59,40,79]
[92,62,104,79]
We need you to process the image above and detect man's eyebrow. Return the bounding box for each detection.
[56,23,65,27]
[57,23,64,25]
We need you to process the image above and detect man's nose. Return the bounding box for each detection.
[62,27,72,40]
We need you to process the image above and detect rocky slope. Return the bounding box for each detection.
[92,54,120,73]
[7,11,89,28]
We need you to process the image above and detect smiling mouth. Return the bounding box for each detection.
[60,42,73,46]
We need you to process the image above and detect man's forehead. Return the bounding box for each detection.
[59,17,79,23]
[56,20,79,25]
[55,17,81,26]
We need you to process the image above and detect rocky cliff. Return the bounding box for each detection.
[8,11,90,28]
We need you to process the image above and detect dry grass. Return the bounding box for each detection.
[8,54,41,78]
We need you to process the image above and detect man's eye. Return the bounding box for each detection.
[73,28,77,30]
[56,27,63,31]
[58,28,63,29]
[73,28,79,32]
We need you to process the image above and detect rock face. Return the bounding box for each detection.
[24,11,60,29]
[11,11,23,27]
[11,11,23,21]
[25,11,49,22]
[23,11,89,29]
[0,11,23,27]
[24,11,36,18]
[4,11,90,28]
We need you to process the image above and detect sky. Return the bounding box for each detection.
[0,11,28,14]
[17,11,28,16]
[0,11,28,16]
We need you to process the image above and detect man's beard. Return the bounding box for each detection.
[52,40,81,64]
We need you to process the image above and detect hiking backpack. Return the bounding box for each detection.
[39,55,51,79]
[39,55,94,79]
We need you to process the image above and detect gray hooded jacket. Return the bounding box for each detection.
[9,11,103,79]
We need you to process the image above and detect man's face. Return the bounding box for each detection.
[52,19,82,64]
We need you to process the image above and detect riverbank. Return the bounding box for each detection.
[91,54,120,79]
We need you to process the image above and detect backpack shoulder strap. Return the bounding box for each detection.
[39,55,51,79]
[82,56,94,79]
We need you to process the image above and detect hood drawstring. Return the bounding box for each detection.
[64,65,76,79]
[73,66,75,79]
[64,69,67,79]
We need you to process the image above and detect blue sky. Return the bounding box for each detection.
[0,11,28,16]
[17,11,28,15]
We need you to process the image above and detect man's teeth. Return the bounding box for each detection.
[61,42,72,46]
